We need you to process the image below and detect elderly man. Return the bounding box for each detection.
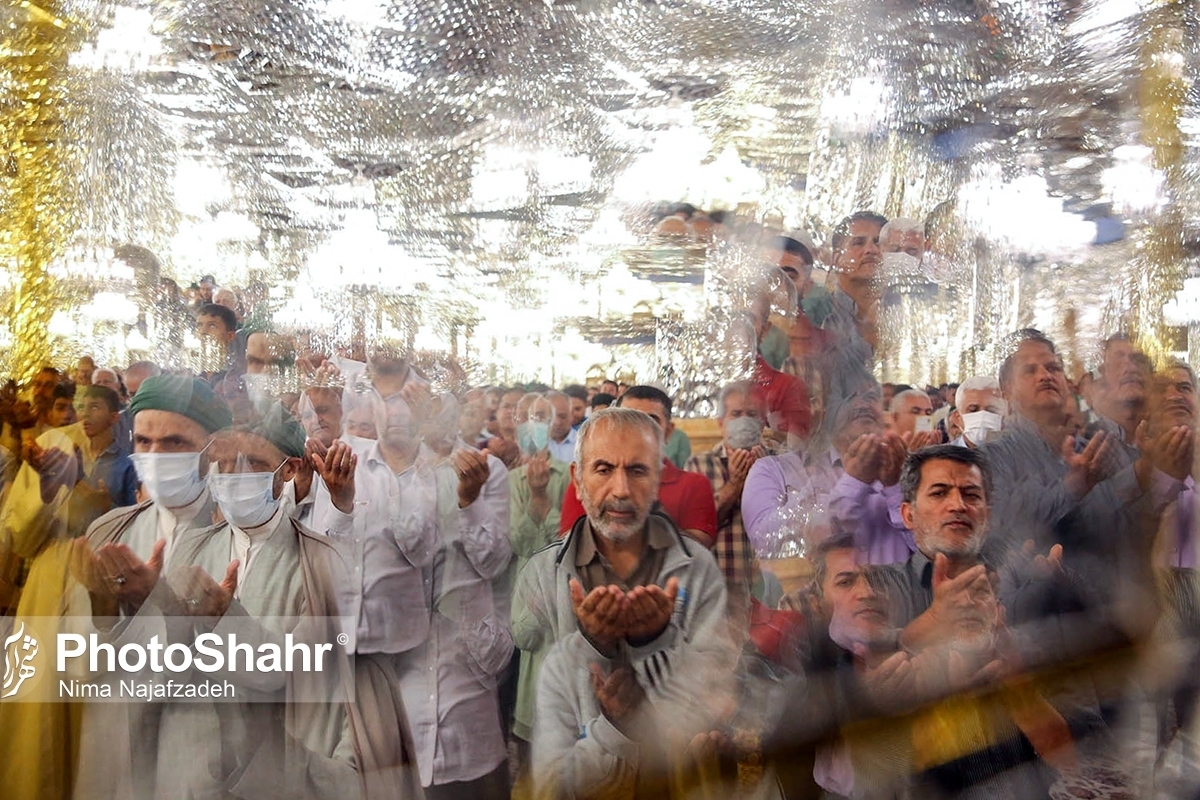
[147,405,403,799]
[59,376,232,800]
[949,376,1007,448]
[880,217,925,264]
[685,381,769,613]
[543,390,577,464]
[517,408,731,798]
[556,385,717,547]
[91,367,121,396]
[889,387,936,438]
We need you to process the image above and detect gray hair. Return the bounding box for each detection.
[880,217,924,244]
[717,380,764,419]
[955,376,1001,411]
[888,388,928,414]
[574,407,665,467]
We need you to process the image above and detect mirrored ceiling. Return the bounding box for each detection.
[3,0,1199,395]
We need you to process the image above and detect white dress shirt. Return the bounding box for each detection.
[399,450,513,787]
[311,440,439,654]
[547,427,577,464]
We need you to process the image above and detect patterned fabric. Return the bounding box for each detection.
[686,442,760,594]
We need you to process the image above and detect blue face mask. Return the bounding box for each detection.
[517,421,551,455]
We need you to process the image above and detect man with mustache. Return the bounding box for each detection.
[979,329,1185,574]
[556,385,717,547]
[813,212,887,416]
[768,448,1077,800]
[1146,363,1198,567]
[514,408,732,798]
[1089,333,1153,468]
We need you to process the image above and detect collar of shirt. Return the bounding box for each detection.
[660,458,684,485]
[161,485,211,530]
[157,485,213,562]
[230,506,288,598]
[573,514,675,569]
[364,440,434,476]
[82,437,123,473]
[907,549,935,590]
[803,446,842,471]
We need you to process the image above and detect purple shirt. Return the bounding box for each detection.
[741,448,916,564]
[827,472,917,564]
[1160,473,1195,568]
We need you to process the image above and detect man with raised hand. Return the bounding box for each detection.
[150,403,410,799]
[67,375,232,800]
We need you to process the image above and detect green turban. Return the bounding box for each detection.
[129,375,232,434]
[247,402,306,459]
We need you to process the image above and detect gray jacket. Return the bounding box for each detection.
[516,513,733,798]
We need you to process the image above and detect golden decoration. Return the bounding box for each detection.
[0,1,80,383]
[1128,1,1190,366]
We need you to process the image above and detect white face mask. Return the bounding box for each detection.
[130,451,208,509]
[880,251,922,276]
[725,415,764,450]
[209,466,282,530]
[961,410,1003,445]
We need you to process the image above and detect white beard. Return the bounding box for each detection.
[579,485,649,543]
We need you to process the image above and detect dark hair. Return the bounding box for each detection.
[830,211,888,253]
[810,530,859,597]
[38,366,61,377]
[590,392,616,408]
[670,202,697,220]
[616,385,673,421]
[83,384,121,413]
[708,209,729,225]
[197,303,238,333]
[52,382,76,402]
[1102,332,1131,352]
[891,383,914,394]
[772,235,814,266]
[562,384,589,403]
[899,444,992,504]
[998,328,1057,388]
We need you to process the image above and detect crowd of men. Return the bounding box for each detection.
[1,209,1198,800]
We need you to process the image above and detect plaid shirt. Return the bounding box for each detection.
[685,442,761,595]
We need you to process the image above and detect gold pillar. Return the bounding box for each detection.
[1128,2,1190,365]
[0,2,79,382]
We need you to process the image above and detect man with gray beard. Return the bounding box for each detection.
[511,408,734,797]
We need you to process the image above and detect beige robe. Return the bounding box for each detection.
[71,494,220,800]
[152,510,423,800]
